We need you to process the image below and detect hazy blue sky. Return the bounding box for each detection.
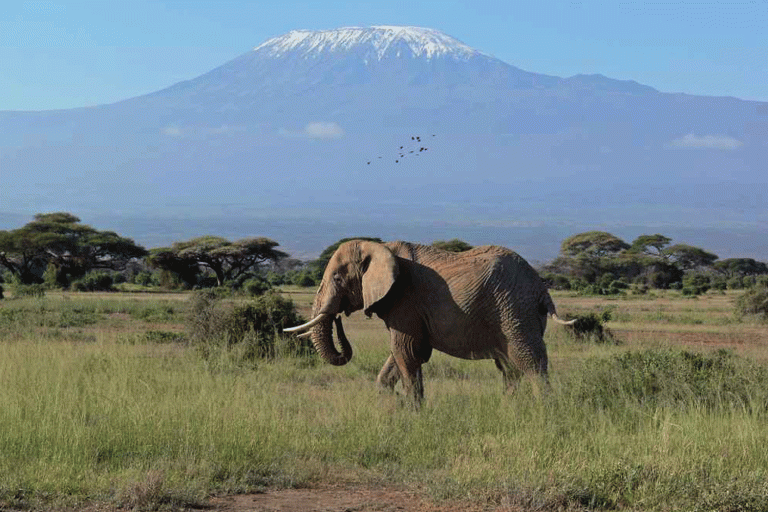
[2,1,766,111]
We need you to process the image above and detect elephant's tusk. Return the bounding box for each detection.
[550,313,577,326]
[283,313,331,333]
[296,331,312,339]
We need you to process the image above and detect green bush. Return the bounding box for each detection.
[243,277,271,296]
[291,271,316,287]
[564,310,617,344]
[10,283,46,298]
[682,272,711,296]
[187,290,312,366]
[540,271,571,290]
[133,271,157,286]
[735,286,768,320]
[265,271,285,286]
[71,271,115,292]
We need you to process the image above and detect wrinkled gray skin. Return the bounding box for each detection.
[306,240,565,406]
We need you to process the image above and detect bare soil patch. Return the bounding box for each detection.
[207,485,517,512]
[613,328,766,348]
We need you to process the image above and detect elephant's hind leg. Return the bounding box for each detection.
[376,354,401,392]
[494,356,522,392]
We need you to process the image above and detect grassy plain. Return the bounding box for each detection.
[1,288,767,510]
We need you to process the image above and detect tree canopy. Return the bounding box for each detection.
[713,258,768,278]
[148,236,287,287]
[561,231,631,258]
[629,234,672,257]
[432,239,473,252]
[0,213,147,285]
[663,244,719,271]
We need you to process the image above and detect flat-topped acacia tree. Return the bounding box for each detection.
[149,236,287,287]
[0,212,147,286]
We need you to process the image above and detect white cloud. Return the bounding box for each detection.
[161,124,246,138]
[669,133,744,150]
[280,122,345,140]
[304,121,345,139]
[162,124,183,137]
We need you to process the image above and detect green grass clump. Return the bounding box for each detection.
[573,348,768,413]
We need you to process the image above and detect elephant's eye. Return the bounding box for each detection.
[332,272,343,285]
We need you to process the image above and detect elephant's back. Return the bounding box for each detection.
[387,241,544,296]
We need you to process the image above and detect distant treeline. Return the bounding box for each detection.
[540,231,768,295]
[1,214,766,298]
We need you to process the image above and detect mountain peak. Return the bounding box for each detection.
[253,26,484,61]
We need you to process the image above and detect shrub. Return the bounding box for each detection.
[71,271,115,292]
[540,272,571,290]
[291,271,317,287]
[133,270,157,287]
[564,310,617,344]
[735,286,768,320]
[10,283,46,298]
[43,262,60,289]
[682,272,711,296]
[187,290,312,365]
[642,261,683,289]
[265,271,285,286]
[243,277,271,296]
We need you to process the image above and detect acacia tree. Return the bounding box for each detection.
[561,231,631,258]
[149,236,288,287]
[629,234,672,258]
[713,258,768,278]
[432,239,473,252]
[553,231,631,283]
[663,244,718,271]
[0,212,147,285]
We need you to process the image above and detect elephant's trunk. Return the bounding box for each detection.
[310,314,352,366]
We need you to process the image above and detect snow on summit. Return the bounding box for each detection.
[254,26,483,61]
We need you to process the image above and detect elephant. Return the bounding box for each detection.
[285,240,573,406]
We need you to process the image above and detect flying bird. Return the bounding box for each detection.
[366,135,434,166]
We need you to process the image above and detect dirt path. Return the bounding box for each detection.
[207,485,516,512]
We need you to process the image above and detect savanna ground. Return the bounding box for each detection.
[1,287,768,511]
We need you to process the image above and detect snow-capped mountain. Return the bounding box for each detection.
[254,26,485,61]
[149,24,551,117]
[1,26,767,260]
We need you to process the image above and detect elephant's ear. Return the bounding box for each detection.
[360,241,399,316]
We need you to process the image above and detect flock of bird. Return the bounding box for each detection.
[368,134,435,165]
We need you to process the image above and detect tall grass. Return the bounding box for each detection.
[2,292,768,510]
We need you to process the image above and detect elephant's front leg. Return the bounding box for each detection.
[376,354,401,392]
[389,330,426,408]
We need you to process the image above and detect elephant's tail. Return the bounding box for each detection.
[541,293,576,326]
